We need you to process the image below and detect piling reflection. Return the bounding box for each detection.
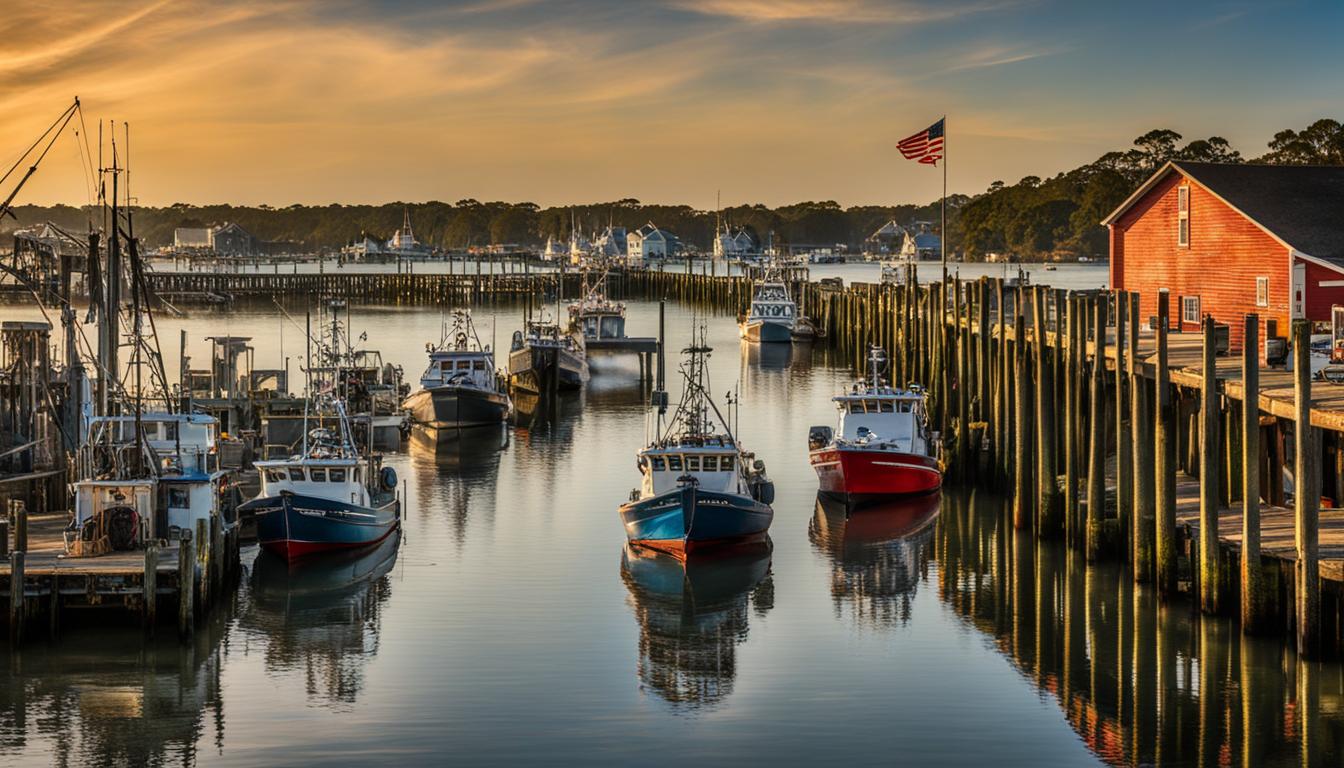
[619,543,774,710]
[936,490,1344,767]
[809,492,939,628]
[0,596,235,765]
[239,531,400,707]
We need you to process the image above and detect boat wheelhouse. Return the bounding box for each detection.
[808,347,942,500]
[739,277,796,343]
[402,309,511,429]
[567,268,628,342]
[508,318,588,394]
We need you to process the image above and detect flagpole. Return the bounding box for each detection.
[941,115,947,282]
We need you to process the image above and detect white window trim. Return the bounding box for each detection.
[1182,295,1201,325]
[1256,276,1269,307]
[1177,186,1190,248]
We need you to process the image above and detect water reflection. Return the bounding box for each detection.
[741,340,796,371]
[407,425,505,545]
[936,490,1344,767]
[0,600,234,765]
[239,532,400,708]
[619,543,774,710]
[808,492,939,629]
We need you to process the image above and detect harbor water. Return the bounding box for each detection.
[2,296,1341,766]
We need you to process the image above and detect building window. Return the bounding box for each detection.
[1256,276,1269,307]
[1177,186,1190,248]
[1182,295,1201,325]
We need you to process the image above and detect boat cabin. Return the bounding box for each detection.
[255,458,371,508]
[748,282,796,322]
[833,388,930,453]
[638,439,744,496]
[421,348,497,391]
[570,302,627,340]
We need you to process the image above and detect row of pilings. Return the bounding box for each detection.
[142,266,1340,655]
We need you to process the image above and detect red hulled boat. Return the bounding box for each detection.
[808,347,942,500]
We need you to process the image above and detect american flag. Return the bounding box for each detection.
[898,118,945,166]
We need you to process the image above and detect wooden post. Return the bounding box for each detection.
[0,518,7,559]
[1064,294,1078,544]
[178,530,195,640]
[8,550,23,645]
[13,500,27,554]
[1132,294,1155,583]
[1240,314,1264,631]
[1199,315,1221,614]
[1155,293,1177,597]
[1292,319,1319,657]
[196,518,210,611]
[1086,296,1106,560]
[144,543,158,633]
[1013,312,1031,530]
[1033,287,1059,534]
[1115,291,1132,554]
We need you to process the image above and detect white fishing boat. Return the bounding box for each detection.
[402,310,511,430]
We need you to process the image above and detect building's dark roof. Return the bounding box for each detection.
[1107,161,1344,264]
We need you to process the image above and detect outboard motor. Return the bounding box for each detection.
[808,425,833,451]
[749,459,775,505]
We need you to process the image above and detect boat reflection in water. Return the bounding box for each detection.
[741,338,796,370]
[619,542,774,709]
[0,604,233,764]
[808,492,939,628]
[407,422,508,474]
[937,490,1344,767]
[241,530,400,706]
[407,424,506,545]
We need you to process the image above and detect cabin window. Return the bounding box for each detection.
[354,468,361,484]
[849,402,864,414]
[718,456,734,472]
[880,400,894,413]
[265,469,287,483]
[309,468,327,482]
[650,456,665,471]
[900,402,912,413]
[1177,186,1190,248]
[668,455,682,471]
[1182,296,1201,325]
[1256,276,1269,307]
[329,468,347,482]
[169,488,190,509]
[687,456,701,472]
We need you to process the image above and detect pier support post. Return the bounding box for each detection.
[1292,319,1320,657]
[8,550,23,645]
[1199,315,1221,614]
[1033,287,1059,535]
[1013,312,1031,530]
[1155,294,1178,597]
[0,519,7,559]
[144,543,159,633]
[1064,294,1078,545]
[1240,314,1264,631]
[1086,296,1106,561]
[1115,292,1132,554]
[13,500,27,554]
[1132,294,1155,583]
[178,530,195,641]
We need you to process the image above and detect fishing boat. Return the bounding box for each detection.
[567,269,627,343]
[808,346,942,501]
[738,271,796,343]
[508,316,588,394]
[619,330,774,557]
[402,309,510,430]
[241,400,400,561]
[306,300,409,446]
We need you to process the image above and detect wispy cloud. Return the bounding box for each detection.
[673,0,1023,23]
[938,44,1070,73]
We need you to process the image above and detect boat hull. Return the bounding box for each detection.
[619,485,773,557]
[739,319,793,344]
[403,385,509,429]
[508,345,587,393]
[243,492,400,562]
[809,445,942,498]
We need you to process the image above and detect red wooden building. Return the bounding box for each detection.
[1103,161,1344,349]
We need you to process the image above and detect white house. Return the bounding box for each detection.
[627,223,676,265]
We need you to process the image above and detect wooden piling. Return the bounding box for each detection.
[1013,312,1031,530]
[1033,287,1059,535]
[1199,315,1221,614]
[1240,313,1264,631]
[0,519,7,559]
[1132,295,1155,583]
[1115,292,1132,553]
[1292,319,1320,657]
[197,518,210,612]
[178,529,195,641]
[144,543,158,633]
[1064,294,1078,544]
[8,550,23,645]
[1086,296,1106,560]
[1155,293,1178,597]
[13,500,27,554]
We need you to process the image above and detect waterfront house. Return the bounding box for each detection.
[1103,161,1344,348]
[174,227,213,250]
[628,223,677,264]
[864,220,905,257]
[209,222,257,257]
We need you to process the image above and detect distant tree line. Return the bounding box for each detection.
[6,119,1340,262]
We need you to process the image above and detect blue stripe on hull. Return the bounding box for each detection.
[619,486,773,551]
[742,320,793,343]
[244,493,400,560]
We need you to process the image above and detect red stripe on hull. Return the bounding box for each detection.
[810,447,942,497]
[261,523,400,563]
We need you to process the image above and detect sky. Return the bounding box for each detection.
[2,0,1342,209]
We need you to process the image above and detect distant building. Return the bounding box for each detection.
[864,220,905,256]
[714,227,757,259]
[343,234,388,260]
[1103,160,1344,348]
[174,227,212,250]
[209,222,255,256]
[628,223,677,264]
[593,225,628,258]
[385,208,433,258]
[900,222,941,261]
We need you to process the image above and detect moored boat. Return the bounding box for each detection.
[808,347,942,500]
[241,400,400,561]
[738,271,796,343]
[508,318,588,394]
[402,309,511,430]
[619,330,774,557]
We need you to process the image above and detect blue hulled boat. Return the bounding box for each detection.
[619,330,774,557]
[241,401,400,562]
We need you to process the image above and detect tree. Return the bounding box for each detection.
[1260,119,1344,165]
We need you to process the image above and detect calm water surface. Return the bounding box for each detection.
[2,298,1340,767]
